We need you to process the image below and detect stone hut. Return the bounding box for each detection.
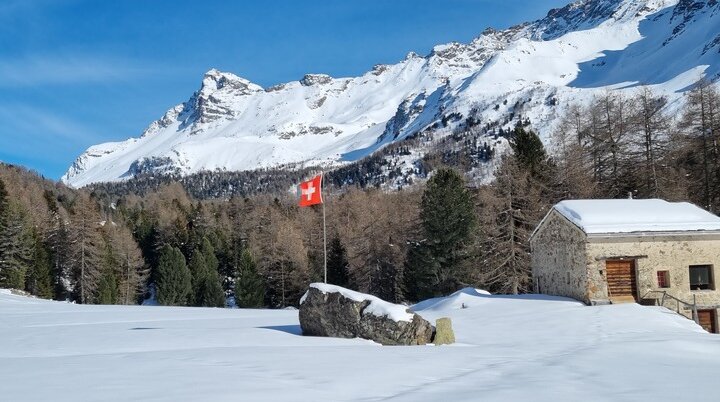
[530,199,720,333]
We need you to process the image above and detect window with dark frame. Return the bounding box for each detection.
[657,270,670,288]
[689,265,714,290]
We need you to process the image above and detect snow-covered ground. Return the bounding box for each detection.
[2,288,720,401]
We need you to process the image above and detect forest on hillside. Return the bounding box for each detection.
[0,82,719,307]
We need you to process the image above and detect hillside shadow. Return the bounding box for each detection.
[258,324,303,336]
[569,6,717,89]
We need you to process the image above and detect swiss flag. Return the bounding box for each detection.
[298,174,323,207]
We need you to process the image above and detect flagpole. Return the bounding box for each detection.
[322,172,327,284]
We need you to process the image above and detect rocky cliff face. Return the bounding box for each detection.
[63,0,720,188]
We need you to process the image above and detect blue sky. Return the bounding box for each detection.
[0,0,569,180]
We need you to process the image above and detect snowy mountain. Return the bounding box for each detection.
[62,0,720,188]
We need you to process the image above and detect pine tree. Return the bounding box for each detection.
[369,246,400,303]
[235,249,265,308]
[509,125,549,176]
[0,178,8,219]
[0,202,32,290]
[187,237,225,307]
[403,241,438,302]
[26,229,53,299]
[326,235,350,288]
[404,168,475,301]
[49,219,72,300]
[156,245,192,306]
[188,249,209,305]
[96,266,119,304]
[198,268,225,307]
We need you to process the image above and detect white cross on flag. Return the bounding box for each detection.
[298,174,323,207]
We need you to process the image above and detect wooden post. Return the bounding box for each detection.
[322,173,327,284]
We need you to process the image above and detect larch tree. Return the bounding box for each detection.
[680,81,720,212]
[68,193,104,304]
[481,126,555,295]
[629,87,672,198]
[109,225,148,305]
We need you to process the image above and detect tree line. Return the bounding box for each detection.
[0,82,718,306]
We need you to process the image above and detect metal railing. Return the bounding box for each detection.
[643,290,699,325]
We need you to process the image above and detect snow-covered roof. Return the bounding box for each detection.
[552,199,720,235]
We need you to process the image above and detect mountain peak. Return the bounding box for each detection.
[300,74,333,86]
[201,68,263,93]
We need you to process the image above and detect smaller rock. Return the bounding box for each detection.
[434,317,455,345]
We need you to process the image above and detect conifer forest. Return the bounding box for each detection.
[2,84,719,307]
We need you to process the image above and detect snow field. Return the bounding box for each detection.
[2,288,720,401]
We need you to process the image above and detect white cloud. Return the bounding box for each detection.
[0,104,98,144]
[0,53,157,87]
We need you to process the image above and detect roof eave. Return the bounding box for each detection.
[586,230,720,239]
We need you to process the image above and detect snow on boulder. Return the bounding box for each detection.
[299,283,434,346]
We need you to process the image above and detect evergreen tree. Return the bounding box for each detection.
[0,178,8,218]
[403,241,439,302]
[234,249,265,308]
[187,250,209,305]
[156,245,192,306]
[50,220,72,301]
[326,235,350,288]
[0,202,32,290]
[369,246,400,302]
[509,125,549,176]
[94,240,119,304]
[404,168,475,301]
[198,268,225,307]
[26,229,53,299]
[187,237,225,307]
[201,237,219,276]
[96,267,119,305]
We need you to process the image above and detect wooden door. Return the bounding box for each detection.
[606,260,637,302]
[697,309,718,334]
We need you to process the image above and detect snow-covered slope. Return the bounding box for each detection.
[62,0,720,187]
[2,288,720,401]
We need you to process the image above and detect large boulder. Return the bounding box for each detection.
[299,283,434,346]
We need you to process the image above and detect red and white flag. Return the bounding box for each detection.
[298,174,323,207]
